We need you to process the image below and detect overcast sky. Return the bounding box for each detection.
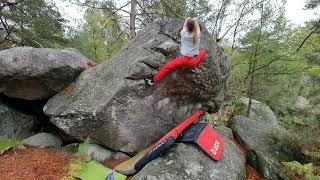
[54,0,319,27]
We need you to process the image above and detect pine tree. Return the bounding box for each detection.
[0,0,67,49]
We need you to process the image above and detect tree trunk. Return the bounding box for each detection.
[246,3,264,117]
[246,73,254,117]
[218,105,223,126]
[130,0,137,39]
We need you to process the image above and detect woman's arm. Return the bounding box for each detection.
[193,17,201,34]
[182,17,191,31]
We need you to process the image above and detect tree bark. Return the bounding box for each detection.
[130,0,137,39]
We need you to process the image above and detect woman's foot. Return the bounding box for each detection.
[144,77,154,86]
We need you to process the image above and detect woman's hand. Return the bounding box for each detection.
[183,17,191,31]
[193,17,201,33]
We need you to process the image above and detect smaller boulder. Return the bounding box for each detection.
[23,133,62,148]
[62,143,118,162]
[85,144,113,162]
[237,97,278,126]
[294,96,310,111]
[232,115,288,179]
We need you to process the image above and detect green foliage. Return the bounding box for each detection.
[305,0,320,9]
[271,132,320,179]
[139,0,213,28]
[276,133,320,179]
[294,28,320,66]
[305,151,320,161]
[75,137,91,159]
[271,131,303,161]
[139,0,187,20]
[0,0,67,50]
[225,2,320,179]
[69,7,127,63]
[186,0,213,23]
[227,1,320,146]
[281,161,320,180]
[203,113,220,126]
[64,137,92,179]
[0,136,22,154]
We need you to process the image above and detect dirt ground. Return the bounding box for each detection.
[0,145,262,180]
[0,146,71,180]
[246,164,264,180]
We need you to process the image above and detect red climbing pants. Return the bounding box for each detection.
[153,50,207,83]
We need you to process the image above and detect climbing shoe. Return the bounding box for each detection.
[144,77,154,86]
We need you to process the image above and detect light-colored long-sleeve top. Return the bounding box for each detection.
[180,30,201,56]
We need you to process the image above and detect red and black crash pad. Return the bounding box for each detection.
[177,123,224,160]
[115,111,205,175]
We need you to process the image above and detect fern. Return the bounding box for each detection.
[0,136,22,154]
[315,166,320,176]
[75,137,91,159]
[305,150,320,161]
[282,161,320,180]
[63,137,92,179]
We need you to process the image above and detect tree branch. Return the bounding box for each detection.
[218,0,266,41]
[296,19,320,51]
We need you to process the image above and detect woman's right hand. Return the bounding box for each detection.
[183,17,191,31]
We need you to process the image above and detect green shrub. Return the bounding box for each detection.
[281,161,320,180]
[280,145,320,179]
[0,136,23,154]
[63,137,92,180]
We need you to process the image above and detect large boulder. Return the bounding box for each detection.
[132,127,246,180]
[0,101,35,139]
[232,114,288,179]
[294,96,310,111]
[0,47,89,100]
[44,19,231,154]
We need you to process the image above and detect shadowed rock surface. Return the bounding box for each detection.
[0,101,35,139]
[0,47,89,100]
[44,19,231,154]
[132,127,246,180]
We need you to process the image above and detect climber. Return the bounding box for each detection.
[144,17,207,85]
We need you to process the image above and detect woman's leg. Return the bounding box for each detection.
[186,50,207,68]
[151,50,206,84]
[153,57,186,83]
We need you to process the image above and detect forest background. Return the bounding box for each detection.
[0,0,319,178]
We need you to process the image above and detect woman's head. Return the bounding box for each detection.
[185,18,198,45]
[186,18,196,33]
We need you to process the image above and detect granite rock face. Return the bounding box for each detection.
[232,115,283,179]
[132,127,246,180]
[0,47,89,100]
[0,101,35,139]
